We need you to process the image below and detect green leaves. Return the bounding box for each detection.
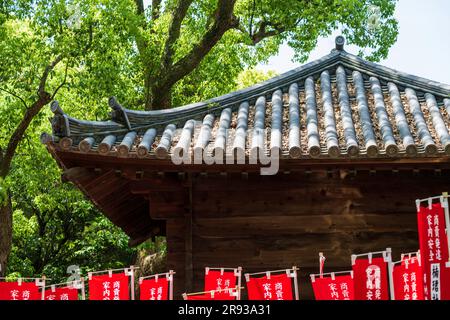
[6,129,136,280]
[1,0,399,111]
[236,68,278,89]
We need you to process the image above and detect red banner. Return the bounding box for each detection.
[246,273,293,300]
[392,256,424,300]
[311,274,354,300]
[44,286,79,300]
[204,270,237,300]
[246,278,262,300]
[88,273,129,300]
[417,202,450,300]
[140,277,169,300]
[0,281,41,300]
[441,266,450,300]
[353,256,390,300]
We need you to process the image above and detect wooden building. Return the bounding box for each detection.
[42,37,450,299]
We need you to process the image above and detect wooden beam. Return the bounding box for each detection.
[130,178,184,194]
[54,148,450,174]
[193,214,418,237]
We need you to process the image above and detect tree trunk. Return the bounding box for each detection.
[0,193,12,277]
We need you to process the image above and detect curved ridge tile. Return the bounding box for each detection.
[336,66,358,156]
[352,71,378,157]
[304,78,320,158]
[370,77,398,156]
[320,71,340,157]
[405,88,437,155]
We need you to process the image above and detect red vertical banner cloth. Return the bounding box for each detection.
[139,277,169,300]
[0,281,41,300]
[246,278,262,300]
[44,287,79,300]
[246,274,294,300]
[417,202,450,300]
[204,270,237,300]
[392,257,424,300]
[311,274,354,300]
[440,266,450,300]
[89,273,129,300]
[353,257,390,300]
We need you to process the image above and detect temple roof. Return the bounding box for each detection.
[43,37,450,163]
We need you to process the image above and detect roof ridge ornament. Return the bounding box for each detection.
[50,100,70,137]
[50,100,64,115]
[335,35,345,51]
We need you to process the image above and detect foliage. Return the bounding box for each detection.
[4,114,137,282]
[0,0,399,110]
[236,68,278,90]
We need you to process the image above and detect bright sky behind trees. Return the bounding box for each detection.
[259,0,450,84]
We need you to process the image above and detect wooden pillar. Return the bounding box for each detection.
[145,178,189,300]
[166,218,186,299]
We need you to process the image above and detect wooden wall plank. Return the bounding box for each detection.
[193,213,417,236]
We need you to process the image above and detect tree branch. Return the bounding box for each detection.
[134,0,144,15]
[234,19,288,46]
[248,0,256,37]
[38,55,63,97]
[250,21,286,45]
[0,87,28,110]
[82,22,94,55]
[0,55,63,178]
[51,62,69,100]
[133,0,151,60]
[162,0,238,88]
[161,0,194,71]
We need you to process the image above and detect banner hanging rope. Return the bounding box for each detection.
[87,266,140,279]
[139,270,175,283]
[351,248,392,265]
[182,286,241,300]
[244,266,299,278]
[310,270,354,282]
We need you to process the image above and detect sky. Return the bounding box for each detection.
[258,0,450,84]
